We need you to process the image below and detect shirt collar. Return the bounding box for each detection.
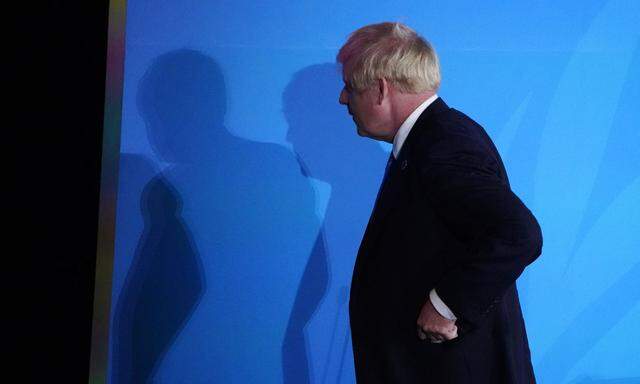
[392,93,439,159]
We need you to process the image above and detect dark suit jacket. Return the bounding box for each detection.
[349,97,542,383]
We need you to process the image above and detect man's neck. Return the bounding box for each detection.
[391,93,439,158]
[390,90,437,131]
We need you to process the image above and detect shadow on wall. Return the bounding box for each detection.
[110,49,215,383]
[282,227,329,384]
[113,49,322,383]
[282,63,387,384]
[111,171,205,384]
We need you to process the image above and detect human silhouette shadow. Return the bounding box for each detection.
[282,63,387,383]
[113,49,320,383]
[111,50,213,383]
[111,170,204,384]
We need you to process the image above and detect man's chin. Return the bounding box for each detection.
[356,127,385,142]
[356,127,368,138]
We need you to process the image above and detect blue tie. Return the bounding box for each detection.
[373,153,396,208]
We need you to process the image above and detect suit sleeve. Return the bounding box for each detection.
[418,129,543,330]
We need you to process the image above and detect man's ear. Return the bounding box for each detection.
[377,78,389,105]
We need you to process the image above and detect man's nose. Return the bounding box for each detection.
[339,88,348,105]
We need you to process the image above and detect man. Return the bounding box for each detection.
[338,22,542,383]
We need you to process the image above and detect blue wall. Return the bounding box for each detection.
[108,1,640,382]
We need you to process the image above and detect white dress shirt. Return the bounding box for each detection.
[390,93,458,321]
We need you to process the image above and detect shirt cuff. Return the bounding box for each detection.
[429,288,457,321]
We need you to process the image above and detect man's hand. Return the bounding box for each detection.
[416,297,458,343]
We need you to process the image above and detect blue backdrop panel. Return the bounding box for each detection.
[108,1,640,382]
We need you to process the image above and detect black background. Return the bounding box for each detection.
[8,1,109,381]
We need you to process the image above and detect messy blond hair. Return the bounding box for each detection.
[337,22,440,93]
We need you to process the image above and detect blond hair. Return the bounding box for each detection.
[337,22,440,93]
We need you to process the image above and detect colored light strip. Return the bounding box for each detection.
[88,0,127,382]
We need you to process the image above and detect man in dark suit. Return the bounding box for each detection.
[337,22,543,383]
